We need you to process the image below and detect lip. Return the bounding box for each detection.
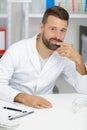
[50,39,58,45]
[51,41,61,48]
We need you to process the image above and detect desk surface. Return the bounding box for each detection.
[0,93,87,130]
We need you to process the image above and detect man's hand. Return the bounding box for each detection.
[56,42,87,75]
[14,93,52,109]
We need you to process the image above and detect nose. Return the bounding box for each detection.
[55,30,61,39]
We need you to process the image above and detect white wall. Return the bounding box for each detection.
[65,18,87,51]
[11,4,22,43]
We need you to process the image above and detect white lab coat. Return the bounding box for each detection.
[0,35,87,103]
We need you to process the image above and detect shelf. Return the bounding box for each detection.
[28,13,87,18]
[8,0,31,2]
[70,13,87,18]
[28,13,43,18]
[0,14,8,18]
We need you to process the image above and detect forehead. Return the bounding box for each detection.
[46,15,68,28]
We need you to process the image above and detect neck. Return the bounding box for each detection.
[36,34,53,59]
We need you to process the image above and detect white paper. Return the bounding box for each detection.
[0,100,34,125]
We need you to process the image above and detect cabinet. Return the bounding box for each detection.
[0,0,8,54]
[0,0,17,49]
[0,0,31,51]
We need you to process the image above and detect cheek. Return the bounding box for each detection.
[61,33,66,40]
[44,30,51,39]
[46,31,56,39]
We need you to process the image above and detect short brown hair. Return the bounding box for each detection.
[42,5,69,24]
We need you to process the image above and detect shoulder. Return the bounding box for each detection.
[10,37,34,49]
[7,35,37,53]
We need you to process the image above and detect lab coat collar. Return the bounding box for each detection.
[29,35,61,74]
[41,52,60,74]
[29,35,41,73]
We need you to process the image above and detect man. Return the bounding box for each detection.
[0,6,87,109]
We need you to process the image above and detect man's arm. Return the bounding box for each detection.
[14,93,52,109]
[57,42,87,75]
[74,54,87,75]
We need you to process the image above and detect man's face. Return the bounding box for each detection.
[41,16,68,51]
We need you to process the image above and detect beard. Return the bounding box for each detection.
[42,33,62,51]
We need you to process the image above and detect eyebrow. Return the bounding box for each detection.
[48,26,67,31]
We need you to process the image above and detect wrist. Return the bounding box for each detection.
[75,57,87,75]
[84,63,87,73]
[14,93,26,103]
[75,55,83,65]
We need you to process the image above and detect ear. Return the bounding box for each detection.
[39,23,44,33]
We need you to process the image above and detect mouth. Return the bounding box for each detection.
[56,45,61,48]
[50,39,62,48]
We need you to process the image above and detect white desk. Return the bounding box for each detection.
[0,93,87,130]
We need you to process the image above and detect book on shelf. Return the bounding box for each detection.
[55,0,87,14]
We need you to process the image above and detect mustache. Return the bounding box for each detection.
[50,38,63,48]
[50,38,63,42]
[57,39,63,42]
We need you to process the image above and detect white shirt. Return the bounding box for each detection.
[0,35,87,103]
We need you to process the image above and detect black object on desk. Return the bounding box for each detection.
[3,106,27,113]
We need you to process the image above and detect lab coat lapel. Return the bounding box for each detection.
[28,36,60,74]
[29,39,41,73]
[41,52,59,74]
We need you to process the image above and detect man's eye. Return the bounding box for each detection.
[50,28,56,31]
[61,30,66,33]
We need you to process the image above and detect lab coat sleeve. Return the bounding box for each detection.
[62,58,87,94]
[76,72,87,94]
[0,45,22,103]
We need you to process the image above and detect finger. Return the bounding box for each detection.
[39,100,52,108]
[33,104,44,109]
[37,103,52,108]
[41,99,52,107]
[41,103,52,108]
[32,96,52,108]
[57,42,73,49]
[32,103,52,109]
[39,96,52,105]
[32,101,52,109]
[58,49,66,54]
[56,42,66,47]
